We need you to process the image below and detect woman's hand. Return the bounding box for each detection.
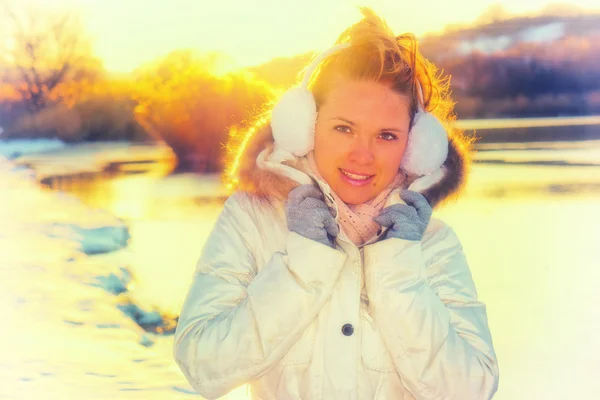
[373,190,432,242]
[285,184,340,248]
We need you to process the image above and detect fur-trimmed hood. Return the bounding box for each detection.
[227,121,470,210]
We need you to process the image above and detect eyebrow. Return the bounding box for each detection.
[330,117,406,133]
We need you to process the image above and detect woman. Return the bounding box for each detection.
[174,8,499,400]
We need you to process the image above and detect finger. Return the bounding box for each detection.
[301,196,328,210]
[374,208,414,229]
[323,215,340,237]
[378,203,418,220]
[390,211,414,227]
[398,190,427,208]
[372,211,394,227]
[288,184,322,205]
[399,190,432,221]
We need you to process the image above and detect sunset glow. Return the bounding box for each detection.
[11,0,600,73]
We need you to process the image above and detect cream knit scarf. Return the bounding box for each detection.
[306,152,406,246]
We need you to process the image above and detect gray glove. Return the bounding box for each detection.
[372,190,432,242]
[285,184,340,248]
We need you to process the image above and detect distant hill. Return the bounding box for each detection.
[421,13,600,117]
[419,13,600,62]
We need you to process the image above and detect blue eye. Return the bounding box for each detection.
[334,125,352,133]
[380,132,398,141]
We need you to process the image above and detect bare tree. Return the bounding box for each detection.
[1,1,103,113]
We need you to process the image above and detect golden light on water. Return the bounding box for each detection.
[2,130,599,399]
[457,115,600,130]
[4,1,600,398]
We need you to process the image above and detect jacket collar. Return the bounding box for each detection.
[228,122,469,211]
[297,157,407,247]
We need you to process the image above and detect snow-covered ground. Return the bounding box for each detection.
[457,21,566,56]
[1,138,600,399]
[0,153,246,400]
[0,138,66,159]
[1,140,177,181]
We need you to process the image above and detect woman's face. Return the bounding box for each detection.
[313,79,411,205]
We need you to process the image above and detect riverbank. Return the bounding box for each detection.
[0,154,208,399]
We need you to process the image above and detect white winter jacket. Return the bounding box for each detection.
[174,131,499,399]
[174,186,499,399]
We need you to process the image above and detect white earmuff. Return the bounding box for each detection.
[400,82,448,176]
[270,87,316,157]
[270,43,347,158]
[259,41,449,185]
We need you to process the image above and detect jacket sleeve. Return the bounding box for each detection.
[363,219,499,400]
[173,193,347,399]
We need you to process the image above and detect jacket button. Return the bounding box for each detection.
[341,323,354,336]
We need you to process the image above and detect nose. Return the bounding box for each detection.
[348,137,375,165]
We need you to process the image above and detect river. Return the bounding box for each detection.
[5,118,600,399]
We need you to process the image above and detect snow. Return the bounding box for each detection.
[0,138,66,159]
[8,141,177,180]
[66,224,131,255]
[519,22,565,44]
[458,34,513,54]
[457,21,566,56]
[2,136,600,399]
[0,153,248,399]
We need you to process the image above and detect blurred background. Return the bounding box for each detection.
[1,0,599,399]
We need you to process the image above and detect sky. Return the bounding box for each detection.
[14,0,600,73]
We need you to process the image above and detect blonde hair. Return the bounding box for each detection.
[310,7,454,128]
[223,7,472,201]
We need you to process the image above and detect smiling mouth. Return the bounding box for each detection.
[339,169,374,180]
